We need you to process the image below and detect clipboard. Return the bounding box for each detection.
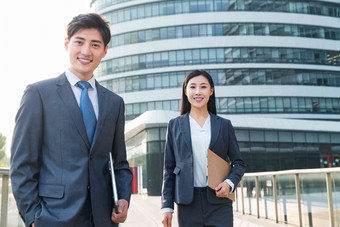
[207,149,235,202]
[109,152,119,213]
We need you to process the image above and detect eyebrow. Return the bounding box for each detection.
[74,36,103,44]
[189,82,208,85]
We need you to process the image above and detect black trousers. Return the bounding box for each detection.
[177,187,233,227]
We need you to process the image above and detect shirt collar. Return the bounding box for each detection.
[65,69,96,89]
[189,115,211,130]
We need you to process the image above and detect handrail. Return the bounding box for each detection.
[238,167,340,227]
[0,168,9,227]
[244,167,340,177]
[0,168,9,175]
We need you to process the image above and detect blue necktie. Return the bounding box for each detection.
[77,81,97,146]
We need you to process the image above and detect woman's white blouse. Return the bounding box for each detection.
[189,115,211,187]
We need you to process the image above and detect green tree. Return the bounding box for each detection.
[0,133,9,167]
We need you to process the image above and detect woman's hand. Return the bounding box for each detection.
[215,182,231,198]
[162,212,173,227]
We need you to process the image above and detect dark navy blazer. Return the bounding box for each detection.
[161,113,246,209]
[10,73,132,227]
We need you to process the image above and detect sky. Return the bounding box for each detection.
[0,0,94,155]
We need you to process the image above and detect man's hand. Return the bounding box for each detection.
[111,199,129,223]
[31,223,35,227]
[162,212,172,227]
[215,182,231,198]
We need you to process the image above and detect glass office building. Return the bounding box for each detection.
[93,0,340,194]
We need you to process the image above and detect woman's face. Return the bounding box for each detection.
[185,75,214,111]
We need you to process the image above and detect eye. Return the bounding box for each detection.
[75,41,82,45]
[92,43,101,48]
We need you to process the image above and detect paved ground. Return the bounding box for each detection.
[121,194,297,227]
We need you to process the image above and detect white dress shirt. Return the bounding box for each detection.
[190,115,211,187]
[65,69,99,120]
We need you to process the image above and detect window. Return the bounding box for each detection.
[228,97,236,112]
[152,29,160,40]
[160,28,167,39]
[183,25,191,37]
[166,1,175,14]
[138,31,145,42]
[265,131,278,142]
[252,97,260,112]
[250,130,265,142]
[170,73,177,88]
[235,130,249,141]
[162,73,169,88]
[154,52,161,67]
[161,52,169,67]
[176,50,184,65]
[279,131,292,142]
[185,50,193,64]
[168,27,176,39]
[154,74,161,89]
[199,24,207,36]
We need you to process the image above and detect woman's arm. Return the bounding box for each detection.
[161,119,176,209]
[225,120,247,189]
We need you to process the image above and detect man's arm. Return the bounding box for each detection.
[111,98,133,223]
[10,85,43,227]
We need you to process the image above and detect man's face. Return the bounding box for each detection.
[65,28,108,80]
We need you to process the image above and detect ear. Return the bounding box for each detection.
[64,37,69,51]
[103,45,108,57]
[210,87,214,96]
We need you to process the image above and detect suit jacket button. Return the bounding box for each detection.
[87,185,90,190]
[90,155,93,160]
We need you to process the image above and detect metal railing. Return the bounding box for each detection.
[235,167,340,227]
[0,168,24,227]
[0,168,9,227]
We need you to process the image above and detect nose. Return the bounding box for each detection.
[195,87,201,95]
[81,44,91,55]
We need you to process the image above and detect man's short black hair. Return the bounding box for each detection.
[67,13,111,48]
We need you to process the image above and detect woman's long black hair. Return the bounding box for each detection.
[180,70,217,115]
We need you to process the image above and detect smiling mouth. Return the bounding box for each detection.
[194,97,203,101]
[78,58,93,63]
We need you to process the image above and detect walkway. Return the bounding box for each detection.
[121,194,296,227]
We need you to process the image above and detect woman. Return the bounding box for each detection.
[161,70,246,227]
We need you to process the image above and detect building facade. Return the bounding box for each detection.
[94,0,340,194]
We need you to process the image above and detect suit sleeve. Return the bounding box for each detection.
[10,85,43,226]
[112,98,133,203]
[226,120,246,191]
[161,119,176,209]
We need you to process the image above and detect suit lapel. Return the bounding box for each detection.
[90,82,107,152]
[56,73,90,149]
[179,113,192,150]
[209,113,221,149]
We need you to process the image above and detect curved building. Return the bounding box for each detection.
[94,0,340,194]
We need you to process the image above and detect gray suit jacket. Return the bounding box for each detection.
[10,73,132,227]
[161,113,246,209]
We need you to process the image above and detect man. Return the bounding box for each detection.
[10,13,132,227]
